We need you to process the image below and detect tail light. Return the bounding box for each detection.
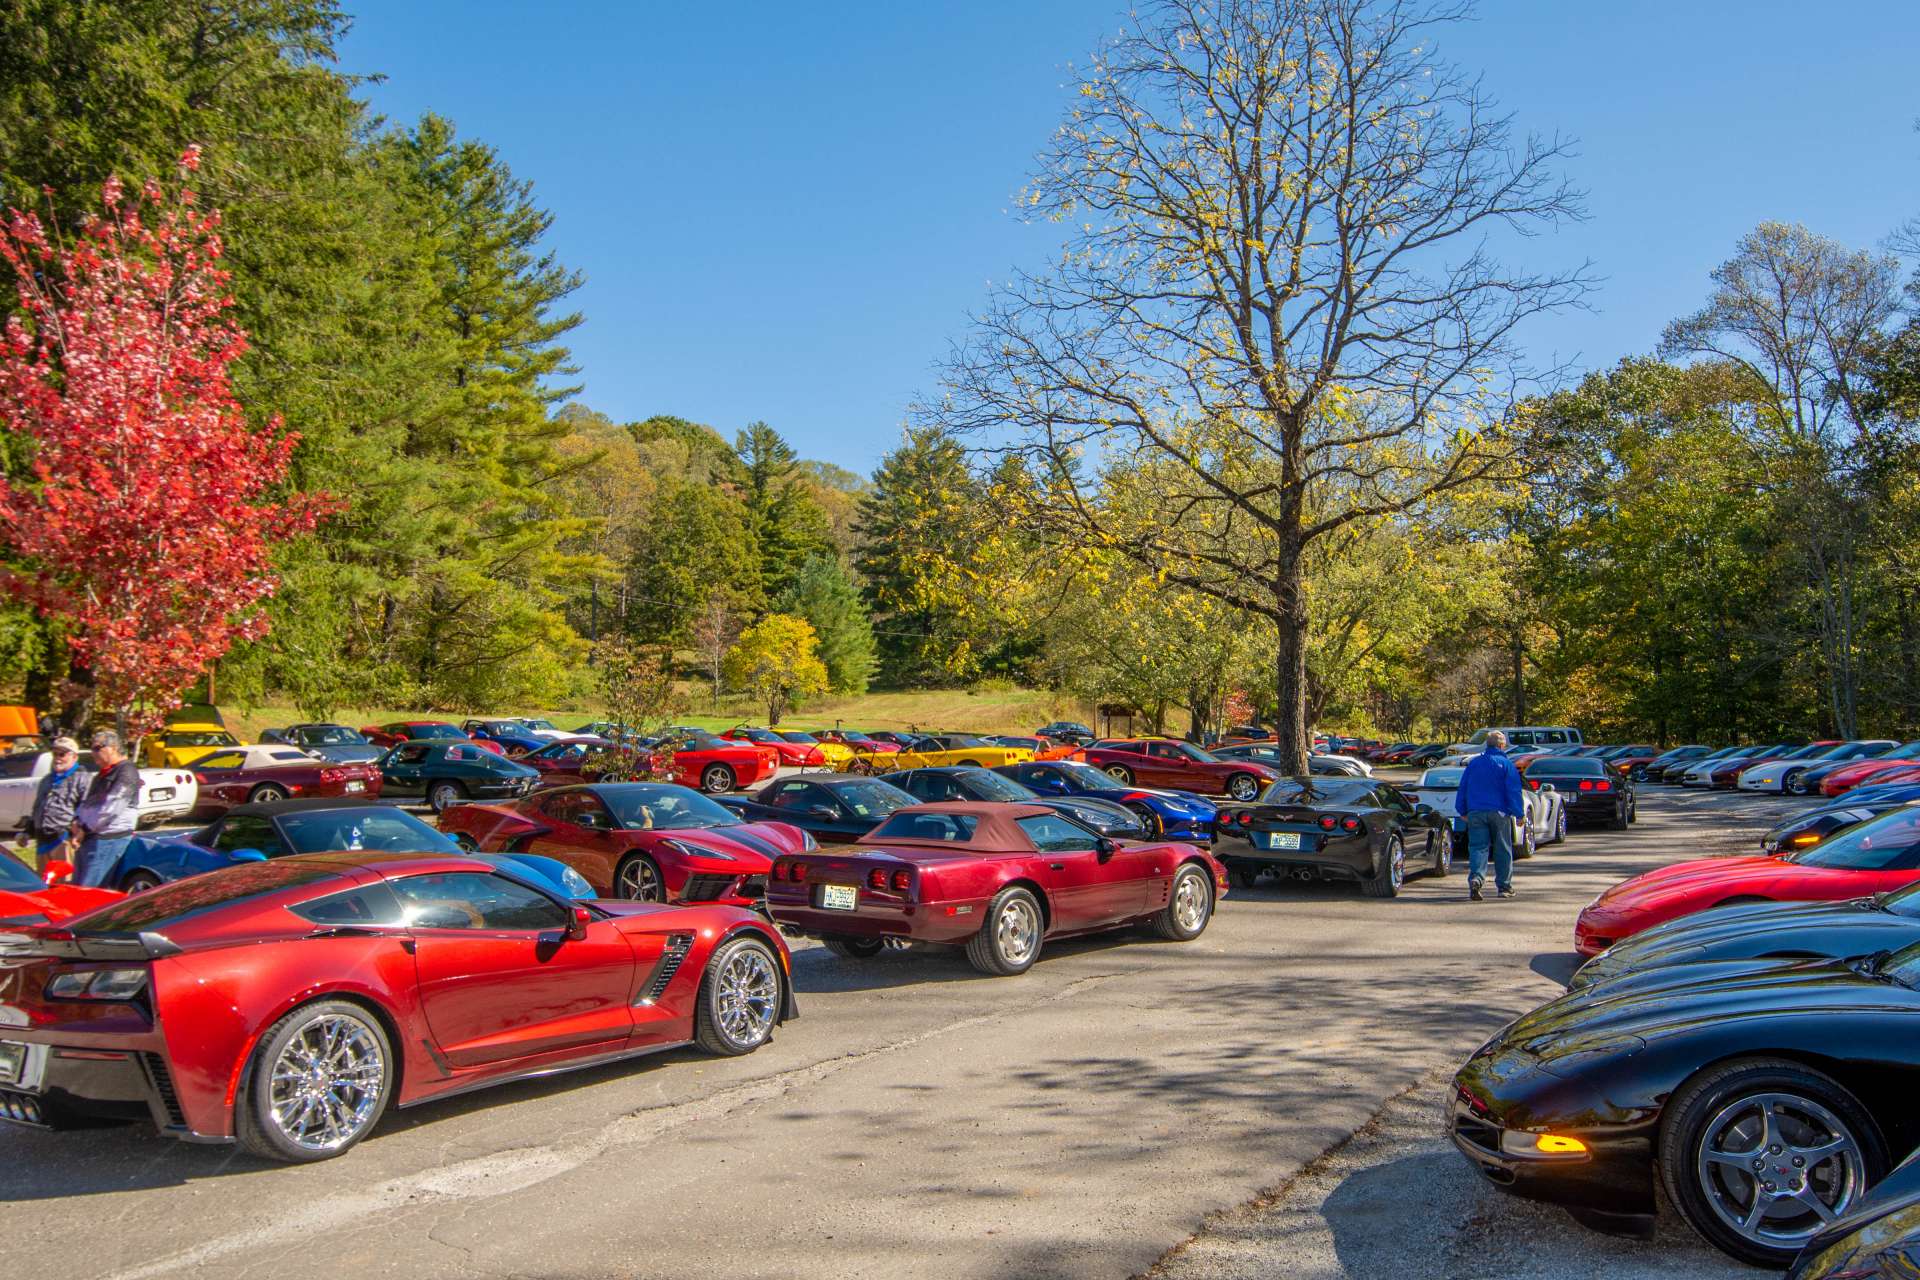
[1319,815,1337,830]
[788,861,807,883]
[1340,816,1361,832]
[868,868,887,890]
[1526,778,1540,791]
[891,870,911,892]
[1595,779,1612,792]
[1236,812,1251,825]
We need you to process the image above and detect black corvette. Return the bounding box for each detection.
[884,766,1149,839]
[1788,1143,1920,1278]
[1519,754,1635,828]
[1212,776,1451,897]
[1453,946,1920,1266]
[713,774,918,844]
[1762,801,1907,855]
[1569,887,1920,992]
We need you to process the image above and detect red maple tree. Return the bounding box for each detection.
[0,148,324,732]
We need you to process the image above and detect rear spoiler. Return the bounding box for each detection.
[0,927,182,960]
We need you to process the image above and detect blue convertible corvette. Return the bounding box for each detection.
[102,797,595,899]
[993,760,1218,842]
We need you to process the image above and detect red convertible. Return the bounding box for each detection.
[1075,738,1280,801]
[437,782,807,905]
[723,727,822,768]
[766,802,1226,975]
[0,852,791,1160]
[190,744,383,816]
[0,849,122,924]
[1575,805,1920,956]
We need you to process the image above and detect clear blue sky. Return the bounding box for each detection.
[340,0,1920,472]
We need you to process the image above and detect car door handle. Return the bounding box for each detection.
[1049,862,1066,871]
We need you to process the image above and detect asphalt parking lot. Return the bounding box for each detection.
[3,780,1805,1280]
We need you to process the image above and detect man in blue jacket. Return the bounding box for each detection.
[1454,731,1525,901]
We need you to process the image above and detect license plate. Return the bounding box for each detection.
[149,787,174,802]
[0,1042,24,1085]
[819,884,858,911]
[344,780,365,793]
[1262,831,1303,850]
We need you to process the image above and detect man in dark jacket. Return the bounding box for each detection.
[27,736,91,863]
[1453,731,1526,901]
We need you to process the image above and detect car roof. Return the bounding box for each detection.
[856,801,1060,849]
[277,850,497,878]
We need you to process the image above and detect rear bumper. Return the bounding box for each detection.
[765,893,984,945]
[0,1037,212,1141]
[1213,831,1372,879]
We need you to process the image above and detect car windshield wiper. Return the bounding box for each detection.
[1847,949,1895,981]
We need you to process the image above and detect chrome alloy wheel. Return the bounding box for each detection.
[1388,838,1405,890]
[616,857,663,902]
[1172,869,1210,932]
[995,895,1041,966]
[1434,828,1453,874]
[1695,1091,1866,1250]
[1227,774,1259,801]
[268,1012,387,1154]
[714,946,779,1047]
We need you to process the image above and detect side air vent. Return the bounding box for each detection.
[637,932,697,1005]
[142,1053,186,1127]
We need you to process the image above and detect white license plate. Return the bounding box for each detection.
[819,884,858,911]
[1263,831,1303,850]
[148,787,174,802]
[344,781,365,793]
[0,1042,24,1085]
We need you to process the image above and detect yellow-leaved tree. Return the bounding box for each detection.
[723,614,829,726]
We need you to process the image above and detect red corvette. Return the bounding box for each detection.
[1075,738,1279,801]
[1574,806,1920,956]
[0,852,791,1160]
[437,782,807,905]
[649,731,777,794]
[359,721,501,755]
[1819,739,1920,796]
[189,744,383,816]
[512,736,611,786]
[766,802,1227,975]
[0,849,122,924]
[723,727,822,768]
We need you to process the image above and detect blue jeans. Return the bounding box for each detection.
[74,834,132,888]
[1464,810,1514,892]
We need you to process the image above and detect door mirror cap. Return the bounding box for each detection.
[41,858,75,885]
[1094,836,1119,857]
[567,905,593,940]
[232,847,269,863]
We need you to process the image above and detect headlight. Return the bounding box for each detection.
[560,867,596,898]
[46,968,149,1001]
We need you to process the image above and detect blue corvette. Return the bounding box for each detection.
[994,760,1218,842]
[102,797,595,900]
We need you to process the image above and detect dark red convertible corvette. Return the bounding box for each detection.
[0,852,793,1161]
[437,782,809,906]
[766,802,1227,975]
[1075,738,1280,801]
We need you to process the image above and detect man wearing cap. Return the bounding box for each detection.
[72,730,141,887]
[27,737,91,865]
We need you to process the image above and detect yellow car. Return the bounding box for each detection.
[856,733,1035,774]
[142,723,243,768]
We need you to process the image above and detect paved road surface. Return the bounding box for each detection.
[2,783,1799,1279]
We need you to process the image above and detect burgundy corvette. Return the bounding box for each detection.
[437,782,808,906]
[190,744,383,816]
[766,802,1227,975]
[359,721,502,755]
[0,852,791,1161]
[512,736,611,786]
[1075,738,1280,801]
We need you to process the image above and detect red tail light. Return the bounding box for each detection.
[868,868,887,890]
[890,870,911,892]
[1526,778,1540,791]
[1340,816,1361,832]
[1237,812,1251,825]
[1319,815,1337,830]
[788,861,806,883]
[1594,779,1612,791]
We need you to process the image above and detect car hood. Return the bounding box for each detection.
[312,745,383,763]
[1511,958,1920,1049]
[1590,855,1799,907]
[1573,898,1914,985]
[641,823,798,866]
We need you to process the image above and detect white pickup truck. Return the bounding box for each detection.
[0,752,199,833]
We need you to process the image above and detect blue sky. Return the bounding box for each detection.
[340,1,1920,472]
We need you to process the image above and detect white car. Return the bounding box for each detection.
[0,751,199,832]
[1408,765,1567,856]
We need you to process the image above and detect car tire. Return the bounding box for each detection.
[1360,835,1404,899]
[1658,1057,1885,1268]
[450,833,478,852]
[1104,765,1134,785]
[1225,773,1261,802]
[248,783,288,804]
[235,999,393,1163]
[1552,805,1569,844]
[1429,827,1453,877]
[1515,825,1536,860]
[614,854,665,902]
[1627,795,1638,824]
[121,871,162,894]
[1609,803,1629,831]
[426,779,464,813]
[965,885,1045,976]
[692,934,782,1056]
[822,936,887,960]
[1126,803,1163,837]
[1784,770,1807,796]
[1151,864,1213,940]
[698,763,736,794]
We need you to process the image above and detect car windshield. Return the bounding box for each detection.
[678,733,729,750]
[960,770,1036,802]
[279,809,454,854]
[299,727,365,745]
[166,731,237,748]
[738,729,779,742]
[71,862,348,933]
[937,734,991,749]
[1052,762,1128,792]
[1786,808,1920,870]
[0,850,43,891]
[838,732,878,745]
[1524,757,1608,777]
[827,779,915,817]
[1174,742,1219,762]
[777,731,820,744]
[1875,940,1920,989]
[520,719,558,731]
[1257,778,1377,805]
[597,784,739,830]
[408,724,463,739]
[1417,768,1464,788]
[868,812,980,843]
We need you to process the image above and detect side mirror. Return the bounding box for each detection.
[807,805,840,820]
[232,847,269,863]
[1094,837,1118,858]
[566,905,592,940]
[1538,783,1556,794]
[1413,802,1436,818]
[41,858,75,885]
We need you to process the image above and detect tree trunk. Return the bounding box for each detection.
[1273,555,1310,774]
[1511,634,1526,725]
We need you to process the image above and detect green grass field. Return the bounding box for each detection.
[220,686,1093,744]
